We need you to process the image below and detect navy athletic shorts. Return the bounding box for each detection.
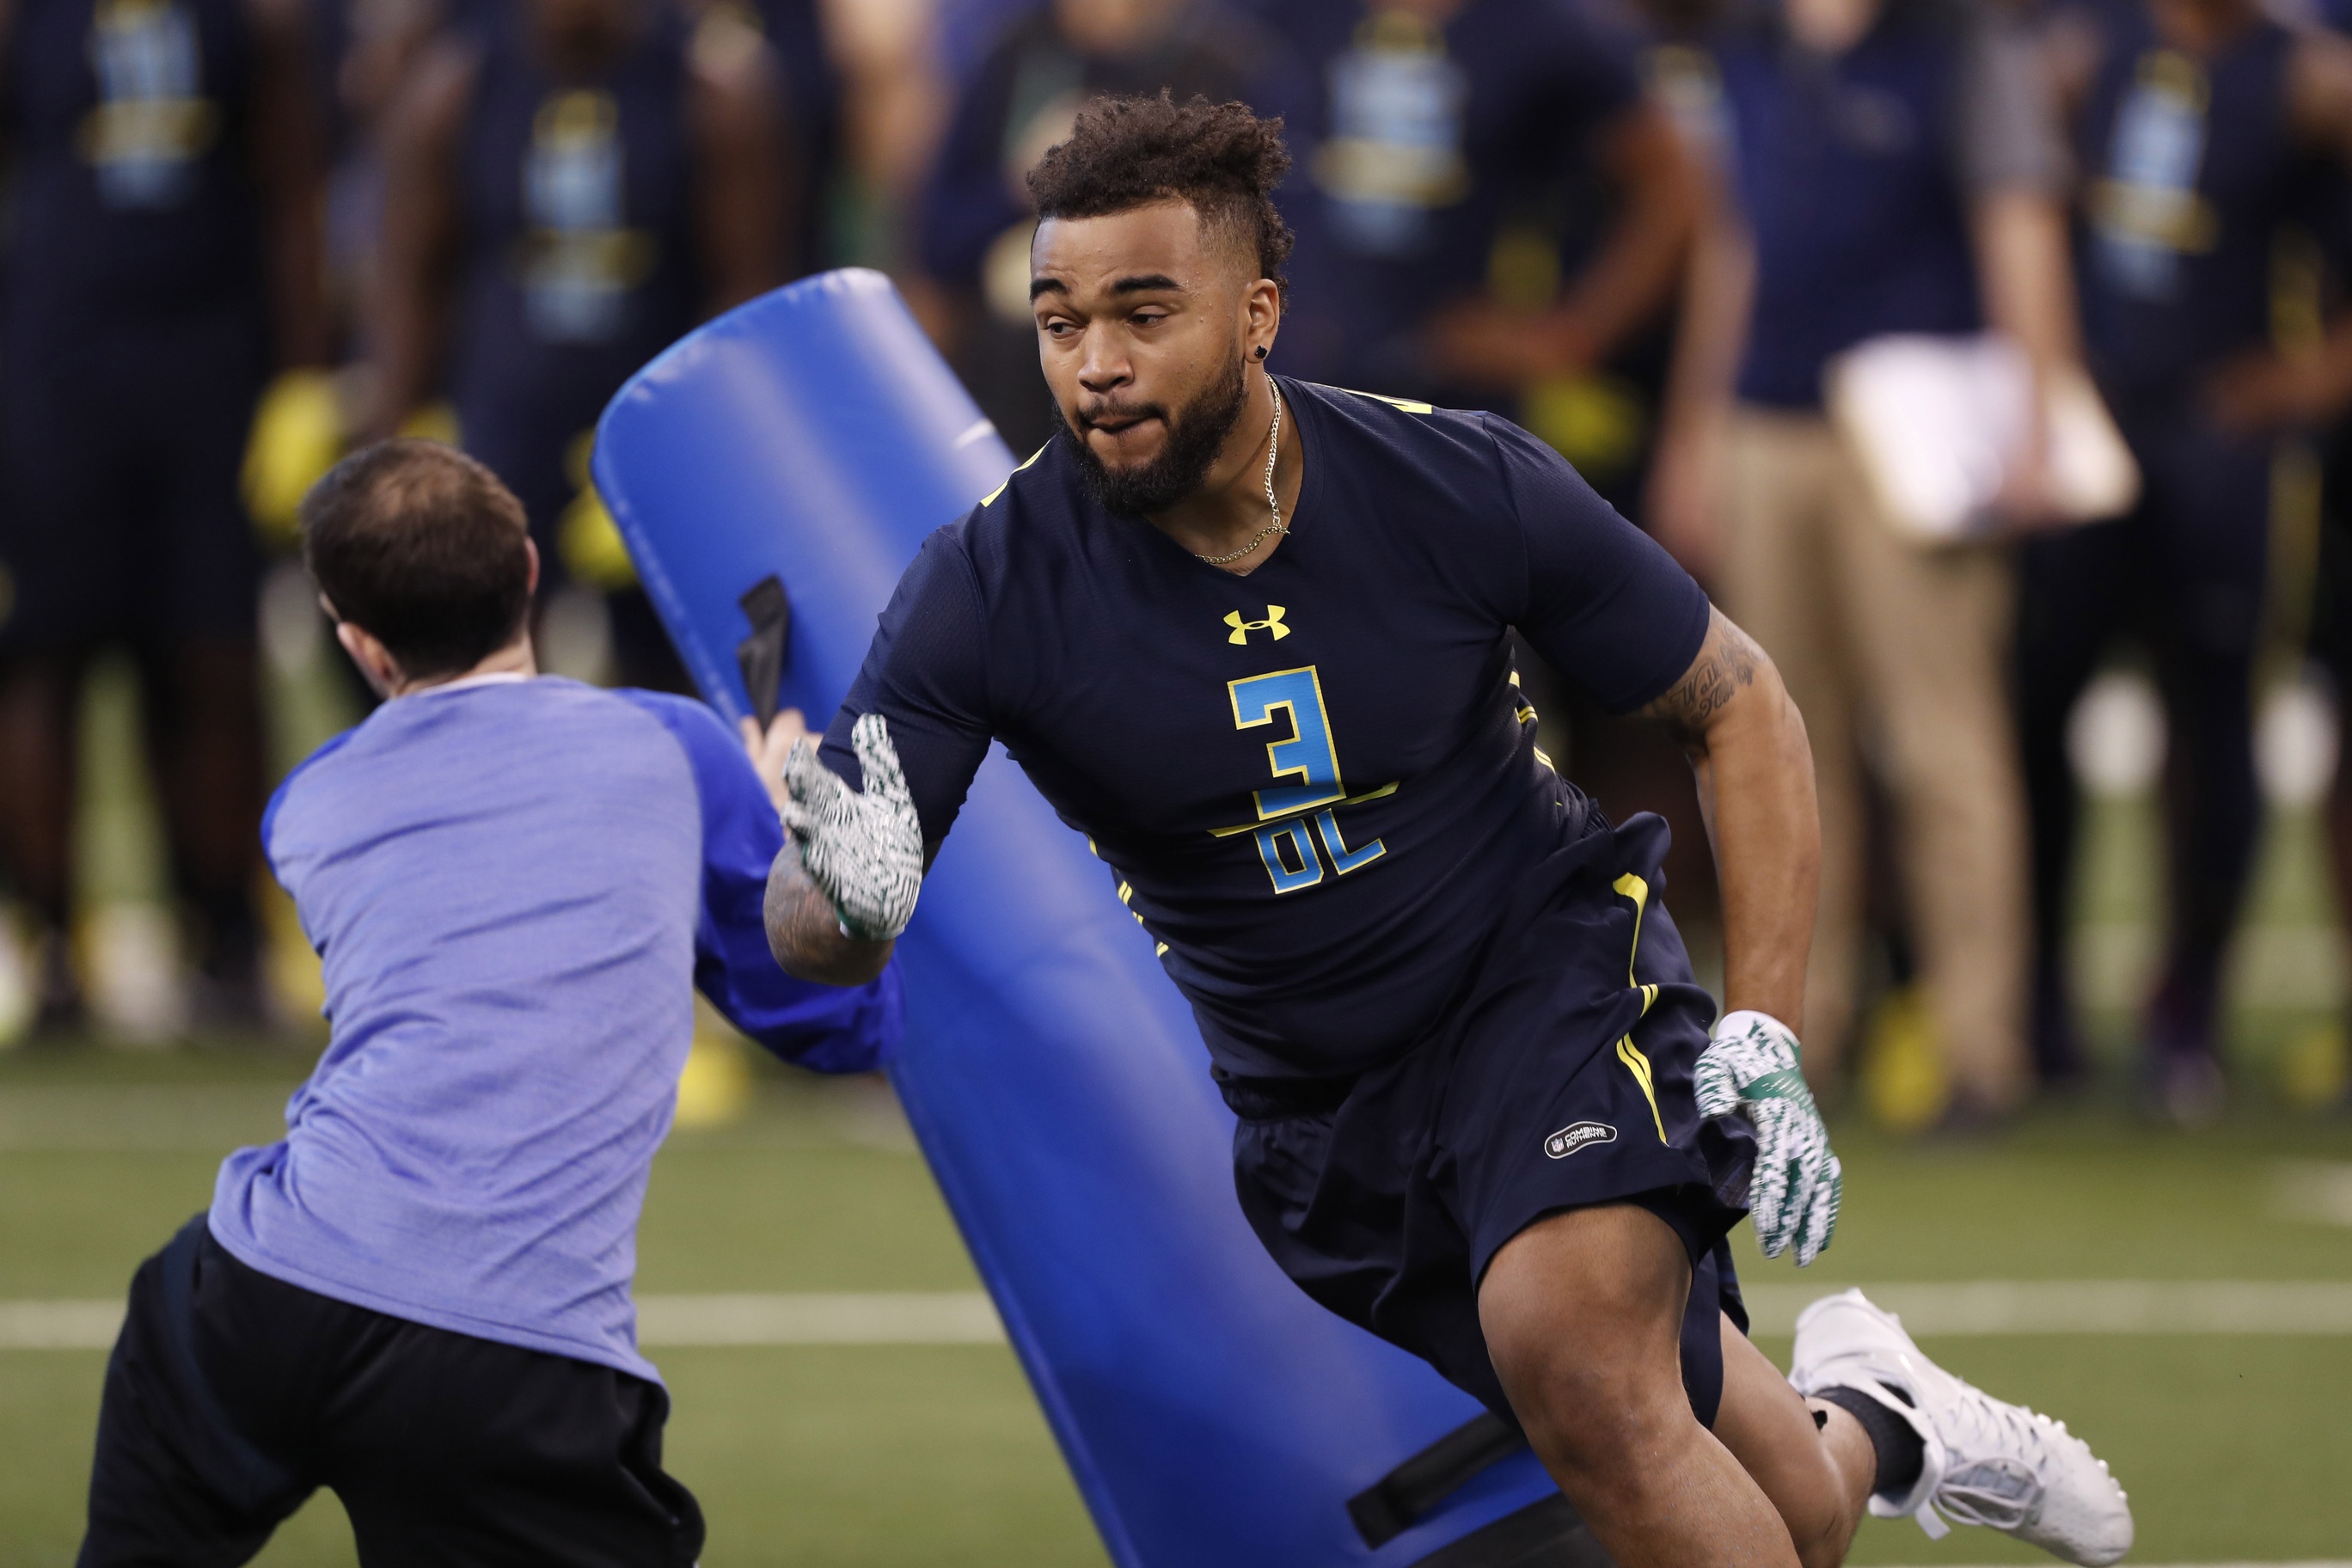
[80,1216,702,1568]
[1222,812,1755,1430]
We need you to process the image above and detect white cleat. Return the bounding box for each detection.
[1790,1289,2133,1566]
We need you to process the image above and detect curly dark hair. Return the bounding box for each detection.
[1026,92,1295,300]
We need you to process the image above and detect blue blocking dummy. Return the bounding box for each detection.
[593,270,1589,1567]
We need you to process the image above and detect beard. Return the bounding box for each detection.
[1057,350,1250,517]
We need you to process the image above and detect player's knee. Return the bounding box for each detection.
[1793,1517,1853,1568]
[1510,1356,1690,1500]
[1479,1208,1695,1499]
[1768,1469,1859,1568]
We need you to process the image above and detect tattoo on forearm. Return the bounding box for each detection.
[1638,610,1761,747]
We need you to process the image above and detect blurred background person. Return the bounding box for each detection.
[1648,0,2083,1124]
[326,0,827,363]
[1257,0,1718,951]
[818,0,952,274]
[912,0,1282,456]
[370,0,791,689]
[0,0,328,1035]
[1261,0,1696,426]
[726,0,837,266]
[2025,0,2352,1121]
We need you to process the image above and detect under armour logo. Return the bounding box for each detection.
[1225,605,1290,645]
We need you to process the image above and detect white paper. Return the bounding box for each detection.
[1825,334,2141,542]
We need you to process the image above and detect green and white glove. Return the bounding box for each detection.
[1696,1009,1841,1266]
[781,713,924,941]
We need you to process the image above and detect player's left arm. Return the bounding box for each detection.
[1635,605,1816,1029]
[1499,412,1835,1258]
[1636,606,1841,1265]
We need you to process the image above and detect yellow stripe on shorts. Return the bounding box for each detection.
[1612,873,1667,1142]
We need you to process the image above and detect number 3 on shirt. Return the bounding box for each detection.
[1228,667,1385,895]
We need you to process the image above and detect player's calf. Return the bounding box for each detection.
[1712,1316,1876,1568]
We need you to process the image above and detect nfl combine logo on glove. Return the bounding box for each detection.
[1544,1121,1617,1159]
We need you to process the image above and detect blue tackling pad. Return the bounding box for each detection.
[592,269,1589,1567]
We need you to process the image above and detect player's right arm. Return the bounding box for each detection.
[758,529,997,986]
[765,843,897,986]
[756,714,919,988]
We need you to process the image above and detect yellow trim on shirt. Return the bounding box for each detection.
[977,443,1049,508]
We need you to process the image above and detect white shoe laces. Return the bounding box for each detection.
[1927,1382,2061,1532]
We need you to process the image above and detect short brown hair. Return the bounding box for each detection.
[1026,93,1295,300]
[301,440,533,680]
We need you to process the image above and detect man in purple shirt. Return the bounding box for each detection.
[80,439,899,1567]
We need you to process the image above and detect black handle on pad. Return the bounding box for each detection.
[1349,1412,1530,1549]
[736,575,792,729]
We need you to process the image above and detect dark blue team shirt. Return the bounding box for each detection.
[1712,0,1985,407]
[824,379,1710,1080]
[450,8,704,532]
[5,0,266,331]
[2069,0,2309,406]
[1263,0,1644,395]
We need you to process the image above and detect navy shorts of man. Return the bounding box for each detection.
[78,441,900,1567]
[761,95,2133,1567]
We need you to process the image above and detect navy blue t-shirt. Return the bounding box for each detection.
[1263,0,1643,395]
[824,378,1710,1080]
[1716,4,1979,407]
[4,0,266,332]
[1711,0,2065,407]
[450,8,703,536]
[2068,0,2311,406]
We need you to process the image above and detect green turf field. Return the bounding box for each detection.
[6,652,2350,1563]
[4,1042,2350,1566]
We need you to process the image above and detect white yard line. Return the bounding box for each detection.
[635,1291,1002,1346]
[0,1300,124,1351]
[2275,1162,2352,1228]
[10,1281,2352,1351]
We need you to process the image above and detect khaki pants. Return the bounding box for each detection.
[1720,407,2029,1110]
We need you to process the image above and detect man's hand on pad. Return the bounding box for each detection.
[740,708,809,820]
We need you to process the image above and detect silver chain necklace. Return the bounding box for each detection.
[1194,386,1285,567]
